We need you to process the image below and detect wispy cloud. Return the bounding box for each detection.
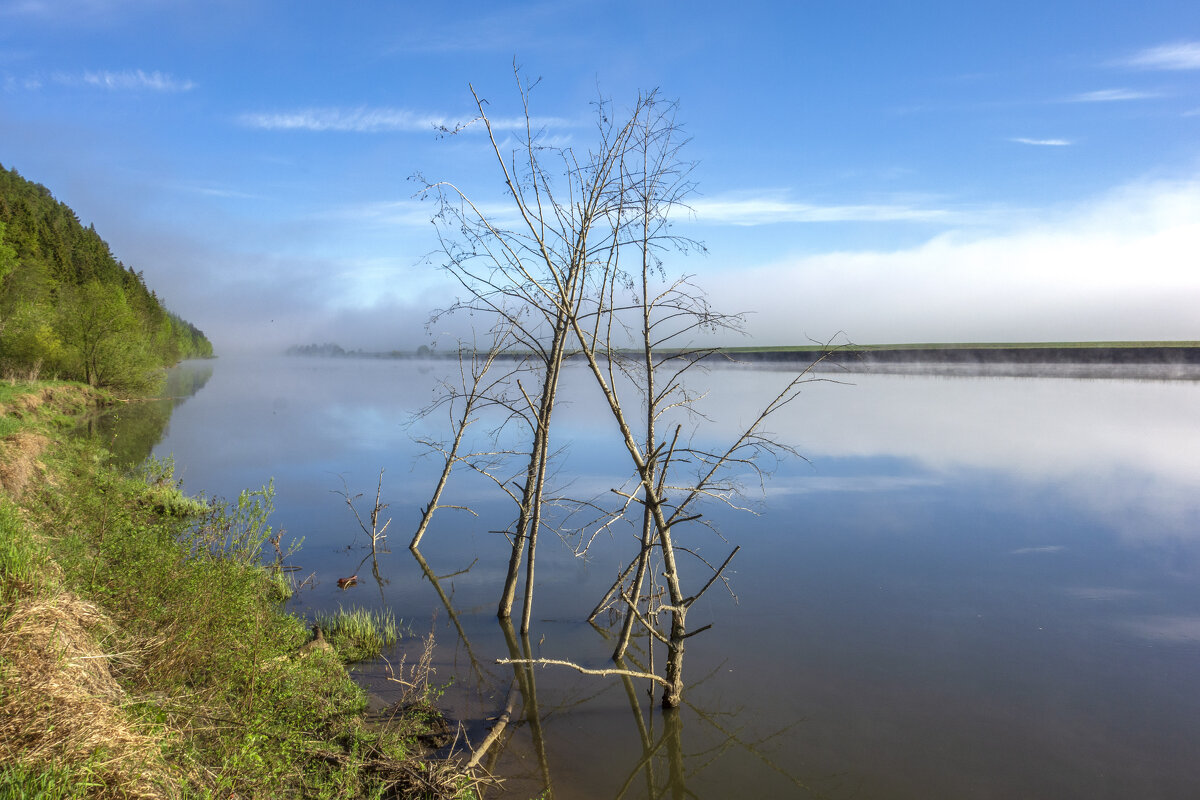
[3,74,43,91]
[330,198,523,230]
[688,192,955,226]
[1,0,157,19]
[1011,137,1072,146]
[178,183,260,200]
[1125,41,1200,71]
[239,106,573,134]
[1066,88,1160,103]
[56,69,195,91]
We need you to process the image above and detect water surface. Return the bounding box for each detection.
[127,356,1200,799]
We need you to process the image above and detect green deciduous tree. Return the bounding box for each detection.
[56,281,162,394]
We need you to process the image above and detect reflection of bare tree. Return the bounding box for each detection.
[407,546,553,793]
[398,566,822,798]
[342,549,388,607]
[681,700,819,797]
[409,548,488,686]
[499,617,554,798]
[594,621,822,800]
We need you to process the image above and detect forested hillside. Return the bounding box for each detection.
[0,164,211,394]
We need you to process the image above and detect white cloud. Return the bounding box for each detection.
[239,106,573,134]
[240,107,450,133]
[54,70,193,91]
[1011,137,1072,147]
[1125,41,1200,71]
[79,69,194,91]
[703,176,1200,345]
[689,192,955,226]
[1066,88,1159,103]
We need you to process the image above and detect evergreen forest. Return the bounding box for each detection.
[0,164,212,394]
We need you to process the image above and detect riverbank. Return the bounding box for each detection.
[0,381,473,799]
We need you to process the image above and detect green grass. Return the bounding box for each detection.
[0,760,104,799]
[0,381,469,799]
[315,606,401,663]
[0,379,33,406]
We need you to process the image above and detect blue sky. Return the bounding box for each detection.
[2,0,1197,352]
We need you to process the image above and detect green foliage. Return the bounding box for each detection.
[0,221,16,284]
[0,164,213,390]
[183,479,288,566]
[55,281,163,393]
[0,301,66,376]
[136,455,210,517]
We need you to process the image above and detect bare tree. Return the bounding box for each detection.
[409,329,519,550]
[422,70,829,706]
[336,468,392,554]
[417,68,658,631]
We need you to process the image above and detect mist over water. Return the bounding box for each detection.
[117,356,1200,799]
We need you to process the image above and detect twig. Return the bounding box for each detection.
[496,657,670,688]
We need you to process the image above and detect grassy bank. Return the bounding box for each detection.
[0,381,471,799]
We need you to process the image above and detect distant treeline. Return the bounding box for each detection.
[0,164,212,394]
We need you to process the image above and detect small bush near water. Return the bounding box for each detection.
[0,382,473,799]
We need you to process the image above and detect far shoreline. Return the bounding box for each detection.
[721,341,1200,366]
[281,340,1200,369]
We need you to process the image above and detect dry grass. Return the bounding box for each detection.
[0,592,172,799]
[0,430,49,497]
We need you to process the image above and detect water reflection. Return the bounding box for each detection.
[76,359,213,468]
[142,357,1200,799]
[402,543,818,800]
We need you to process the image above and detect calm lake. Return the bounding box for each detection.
[102,356,1200,799]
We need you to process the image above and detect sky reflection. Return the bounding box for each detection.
[136,356,1200,799]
